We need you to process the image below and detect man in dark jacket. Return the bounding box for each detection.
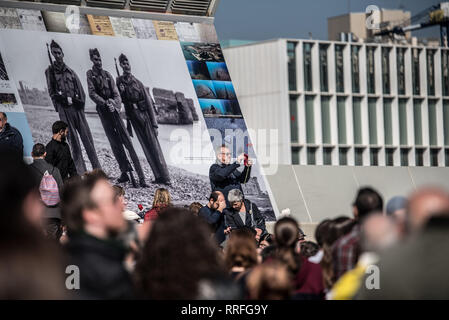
[0,112,23,157]
[209,144,252,203]
[29,143,64,240]
[62,170,133,299]
[224,189,267,240]
[46,121,78,181]
[198,191,229,245]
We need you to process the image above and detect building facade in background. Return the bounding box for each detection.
[223,39,449,167]
[327,9,411,42]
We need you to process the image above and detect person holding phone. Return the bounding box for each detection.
[209,144,252,204]
[198,191,228,245]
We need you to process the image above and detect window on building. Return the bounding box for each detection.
[289,96,299,143]
[351,46,360,93]
[414,99,423,146]
[355,147,364,166]
[444,100,449,145]
[382,47,390,94]
[428,99,437,146]
[287,42,297,91]
[337,97,347,144]
[400,148,409,166]
[370,148,379,166]
[353,97,362,145]
[415,148,424,166]
[304,43,313,92]
[291,147,301,165]
[384,99,393,145]
[366,46,376,94]
[323,147,333,165]
[430,148,439,166]
[445,149,449,166]
[399,99,408,146]
[442,50,449,96]
[307,147,317,165]
[321,96,331,144]
[339,147,348,165]
[385,148,395,166]
[427,49,436,96]
[412,48,421,95]
[397,48,406,95]
[305,95,315,143]
[368,98,377,145]
[319,44,329,92]
[335,45,345,93]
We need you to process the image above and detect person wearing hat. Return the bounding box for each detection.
[116,53,170,185]
[86,48,148,187]
[45,40,101,175]
[385,195,408,237]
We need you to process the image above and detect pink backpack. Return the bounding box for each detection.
[39,170,60,206]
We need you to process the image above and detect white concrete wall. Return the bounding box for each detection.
[223,40,291,165]
[224,40,449,168]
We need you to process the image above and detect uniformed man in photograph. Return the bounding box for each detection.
[116,53,170,185]
[45,40,101,174]
[86,48,148,187]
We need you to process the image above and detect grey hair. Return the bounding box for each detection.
[228,189,243,203]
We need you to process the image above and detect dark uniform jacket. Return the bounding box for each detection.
[116,74,158,128]
[45,62,86,112]
[46,138,77,181]
[0,123,23,157]
[209,162,251,201]
[86,67,121,109]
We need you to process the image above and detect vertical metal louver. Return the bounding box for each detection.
[129,0,170,12]
[170,0,212,16]
[86,0,126,9]
[41,0,82,5]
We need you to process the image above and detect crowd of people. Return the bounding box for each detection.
[1,118,449,300]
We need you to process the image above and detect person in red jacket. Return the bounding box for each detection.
[144,188,172,222]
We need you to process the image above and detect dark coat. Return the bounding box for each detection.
[45,62,86,112]
[46,138,77,181]
[223,199,267,236]
[29,158,64,219]
[209,162,251,202]
[0,123,23,157]
[198,205,226,244]
[65,232,134,300]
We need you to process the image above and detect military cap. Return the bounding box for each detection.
[118,53,128,64]
[89,48,100,59]
[50,40,62,51]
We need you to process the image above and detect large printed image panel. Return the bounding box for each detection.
[205,117,276,221]
[0,29,215,211]
[181,40,277,219]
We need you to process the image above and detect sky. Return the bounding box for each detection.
[215,0,442,42]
